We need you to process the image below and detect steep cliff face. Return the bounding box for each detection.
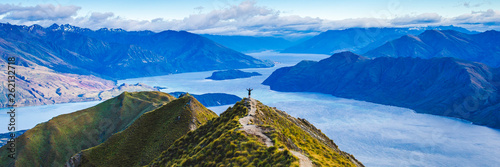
[0,91,175,167]
[263,51,500,129]
[149,98,363,166]
[364,30,500,67]
[67,95,217,167]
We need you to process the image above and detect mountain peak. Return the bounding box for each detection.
[96,27,126,32]
[420,29,447,37]
[332,51,365,59]
[61,24,76,31]
[418,29,468,42]
[27,24,44,31]
[323,51,368,64]
[400,34,422,41]
[46,24,90,32]
[480,30,500,36]
[149,98,363,166]
[48,23,60,30]
[365,29,500,67]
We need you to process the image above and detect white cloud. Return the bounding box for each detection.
[89,12,114,22]
[322,18,391,30]
[391,13,443,25]
[0,4,80,21]
[449,9,500,31]
[463,1,491,8]
[0,1,499,37]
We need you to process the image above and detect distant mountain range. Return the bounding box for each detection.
[201,34,297,53]
[0,23,273,80]
[263,52,500,129]
[364,30,500,67]
[281,26,475,55]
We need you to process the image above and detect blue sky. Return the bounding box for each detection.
[0,0,498,36]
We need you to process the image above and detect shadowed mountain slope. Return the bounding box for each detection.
[263,51,500,129]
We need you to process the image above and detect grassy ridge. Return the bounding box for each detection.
[0,91,174,167]
[0,93,362,166]
[254,101,362,166]
[149,100,298,167]
[75,94,217,166]
[149,98,362,166]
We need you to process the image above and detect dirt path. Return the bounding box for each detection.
[238,98,313,167]
[239,98,273,147]
[290,150,314,167]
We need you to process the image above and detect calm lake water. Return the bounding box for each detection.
[0,101,101,133]
[2,51,499,166]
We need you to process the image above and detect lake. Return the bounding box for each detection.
[0,101,101,133]
[3,51,499,166]
[120,51,500,167]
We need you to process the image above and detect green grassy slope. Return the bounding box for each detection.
[72,94,217,167]
[0,91,175,167]
[254,100,363,166]
[149,98,363,167]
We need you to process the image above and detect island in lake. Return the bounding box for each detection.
[206,69,262,80]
